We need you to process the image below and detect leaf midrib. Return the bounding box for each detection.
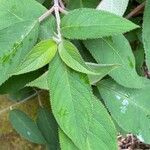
[100,83,150,115]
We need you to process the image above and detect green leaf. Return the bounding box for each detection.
[143,0,150,70]
[58,40,99,75]
[0,67,45,94]
[84,35,148,88]
[37,107,59,150]
[9,109,46,144]
[14,40,57,75]
[86,62,119,85]
[97,0,129,16]
[98,79,150,144]
[0,20,39,85]
[27,72,48,90]
[59,129,79,150]
[59,40,118,79]
[61,8,138,40]
[27,62,117,89]
[48,53,117,150]
[66,0,100,9]
[0,0,54,85]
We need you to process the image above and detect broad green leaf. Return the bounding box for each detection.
[84,35,148,88]
[98,79,150,144]
[97,0,129,16]
[59,129,79,150]
[27,62,117,89]
[143,0,150,70]
[65,0,100,9]
[58,40,99,75]
[0,20,39,85]
[48,53,117,150]
[61,8,138,40]
[0,67,45,94]
[0,0,54,85]
[14,40,57,75]
[27,72,48,90]
[37,107,59,150]
[59,40,118,78]
[86,62,119,85]
[9,109,46,144]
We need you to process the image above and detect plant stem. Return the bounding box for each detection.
[126,2,145,19]
[59,0,65,9]
[34,88,43,107]
[54,0,62,43]
[0,91,42,116]
[59,7,68,14]
[39,7,54,22]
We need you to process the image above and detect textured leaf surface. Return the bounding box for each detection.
[37,107,59,149]
[98,79,150,144]
[143,0,150,70]
[48,53,117,150]
[97,0,129,16]
[84,35,148,88]
[86,62,119,85]
[0,20,39,85]
[59,129,79,150]
[9,109,46,144]
[0,0,53,85]
[14,40,57,75]
[59,40,99,75]
[61,8,138,39]
[27,72,48,90]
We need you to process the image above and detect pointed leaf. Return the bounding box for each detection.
[58,40,98,75]
[143,0,150,70]
[9,109,46,144]
[0,20,39,85]
[37,107,59,149]
[27,72,48,90]
[59,129,79,150]
[14,40,57,75]
[48,53,117,150]
[84,35,149,88]
[98,79,150,144]
[86,62,119,85]
[0,0,54,85]
[61,8,138,40]
[59,40,118,78]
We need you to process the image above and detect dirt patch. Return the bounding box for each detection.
[118,134,150,150]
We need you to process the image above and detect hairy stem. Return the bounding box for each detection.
[54,0,62,43]
[39,7,54,22]
[59,0,65,9]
